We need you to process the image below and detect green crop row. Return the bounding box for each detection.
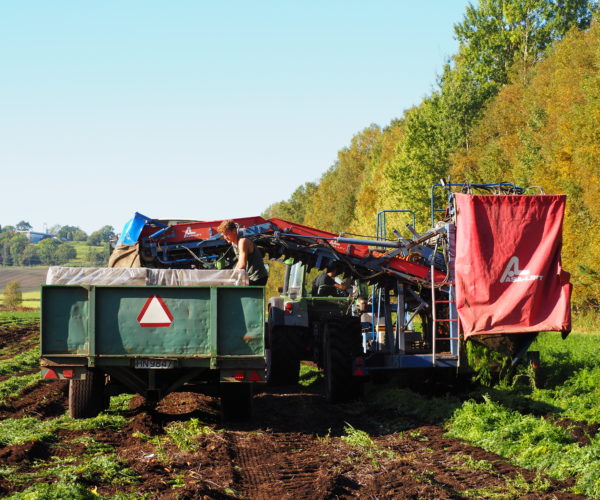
[0,347,39,376]
[363,331,600,497]
[446,332,600,497]
[0,310,40,327]
[447,397,600,497]
[0,373,40,404]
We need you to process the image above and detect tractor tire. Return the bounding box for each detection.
[323,318,361,403]
[267,326,302,385]
[68,370,106,419]
[220,383,253,421]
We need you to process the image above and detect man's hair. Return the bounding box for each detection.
[217,220,237,234]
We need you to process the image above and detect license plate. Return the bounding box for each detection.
[134,358,176,369]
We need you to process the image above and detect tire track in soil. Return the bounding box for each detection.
[226,431,337,500]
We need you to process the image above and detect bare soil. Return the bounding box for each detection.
[0,324,588,499]
[0,267,48,292]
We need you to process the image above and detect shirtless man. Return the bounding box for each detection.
[217,220,269,286]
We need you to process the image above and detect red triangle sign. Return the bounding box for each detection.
[137,295,174,327]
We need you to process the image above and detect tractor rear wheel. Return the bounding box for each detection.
[69,370,107,419]
[323,318,361,403]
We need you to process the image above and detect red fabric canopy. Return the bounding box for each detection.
[454,194,571,338]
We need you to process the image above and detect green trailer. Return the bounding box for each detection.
[40,273,265,419]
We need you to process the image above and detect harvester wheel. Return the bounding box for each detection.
[220,383,253,421]
[323,319,361,403]
[267,326,301,385]
[68,370,106,419]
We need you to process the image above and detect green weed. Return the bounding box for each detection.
[0,465,17,477]
[106,393,135,413]
[5,453,140,499]
[132,431,169,462]
[62,413,127,431]
[0,347,38,375]
[69,436,114,455]
[461,472,551,499]
[37,454,139,485]
[450,453,494,472]
[5,482,102,499]
[317,428,332,445]
[164,418,215,452]
[133,417,216,462]
[169,473,187,488]
[0,372,40,403]
[341,423,394,469]
[0,417,58,446]
[0,412,127,448]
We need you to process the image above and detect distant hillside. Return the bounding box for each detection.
[0,268,48,292]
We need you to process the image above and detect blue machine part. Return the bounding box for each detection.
[117,212,165,246]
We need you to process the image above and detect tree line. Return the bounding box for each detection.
[0,223,115,267]
[264,0,599,311]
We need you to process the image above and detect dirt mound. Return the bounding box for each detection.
[0,440,50,465]
[0,380,68,420]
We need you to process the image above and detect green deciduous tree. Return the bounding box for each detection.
[21,245,40,266]
[57,225,87,242]
[88,226,115,246]
[3,281,22,309]
[36,238,60,265]
[86,247,106,266]
[262,182,318,224]
[450,24,600,309]
[454,0,596,88]
[15,221,32,231]
[55,244,77,265]
[9,235,29,267]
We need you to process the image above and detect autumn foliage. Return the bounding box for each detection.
[264,2,600,311]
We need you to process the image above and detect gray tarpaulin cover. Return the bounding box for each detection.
[46,267,250,287]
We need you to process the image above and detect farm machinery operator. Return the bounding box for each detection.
[218,220,269,286]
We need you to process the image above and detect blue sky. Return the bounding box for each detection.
[2,1,470,235]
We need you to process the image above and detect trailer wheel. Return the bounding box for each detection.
[323,319,361,403]
[267,326,301,385]
[69,370,106,419]
[220,383,253,421]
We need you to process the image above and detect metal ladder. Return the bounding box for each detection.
[430,238,461,366]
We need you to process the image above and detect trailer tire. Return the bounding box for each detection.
[221,383,253,421]
[69,370,106,419]
[323,319,361,403]
[267,326,301,385]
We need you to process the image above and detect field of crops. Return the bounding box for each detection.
[0,309,597,499]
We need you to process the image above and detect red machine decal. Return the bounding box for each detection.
[140,216,268,243]
[137,295,174,327]
[454,194,571,338]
